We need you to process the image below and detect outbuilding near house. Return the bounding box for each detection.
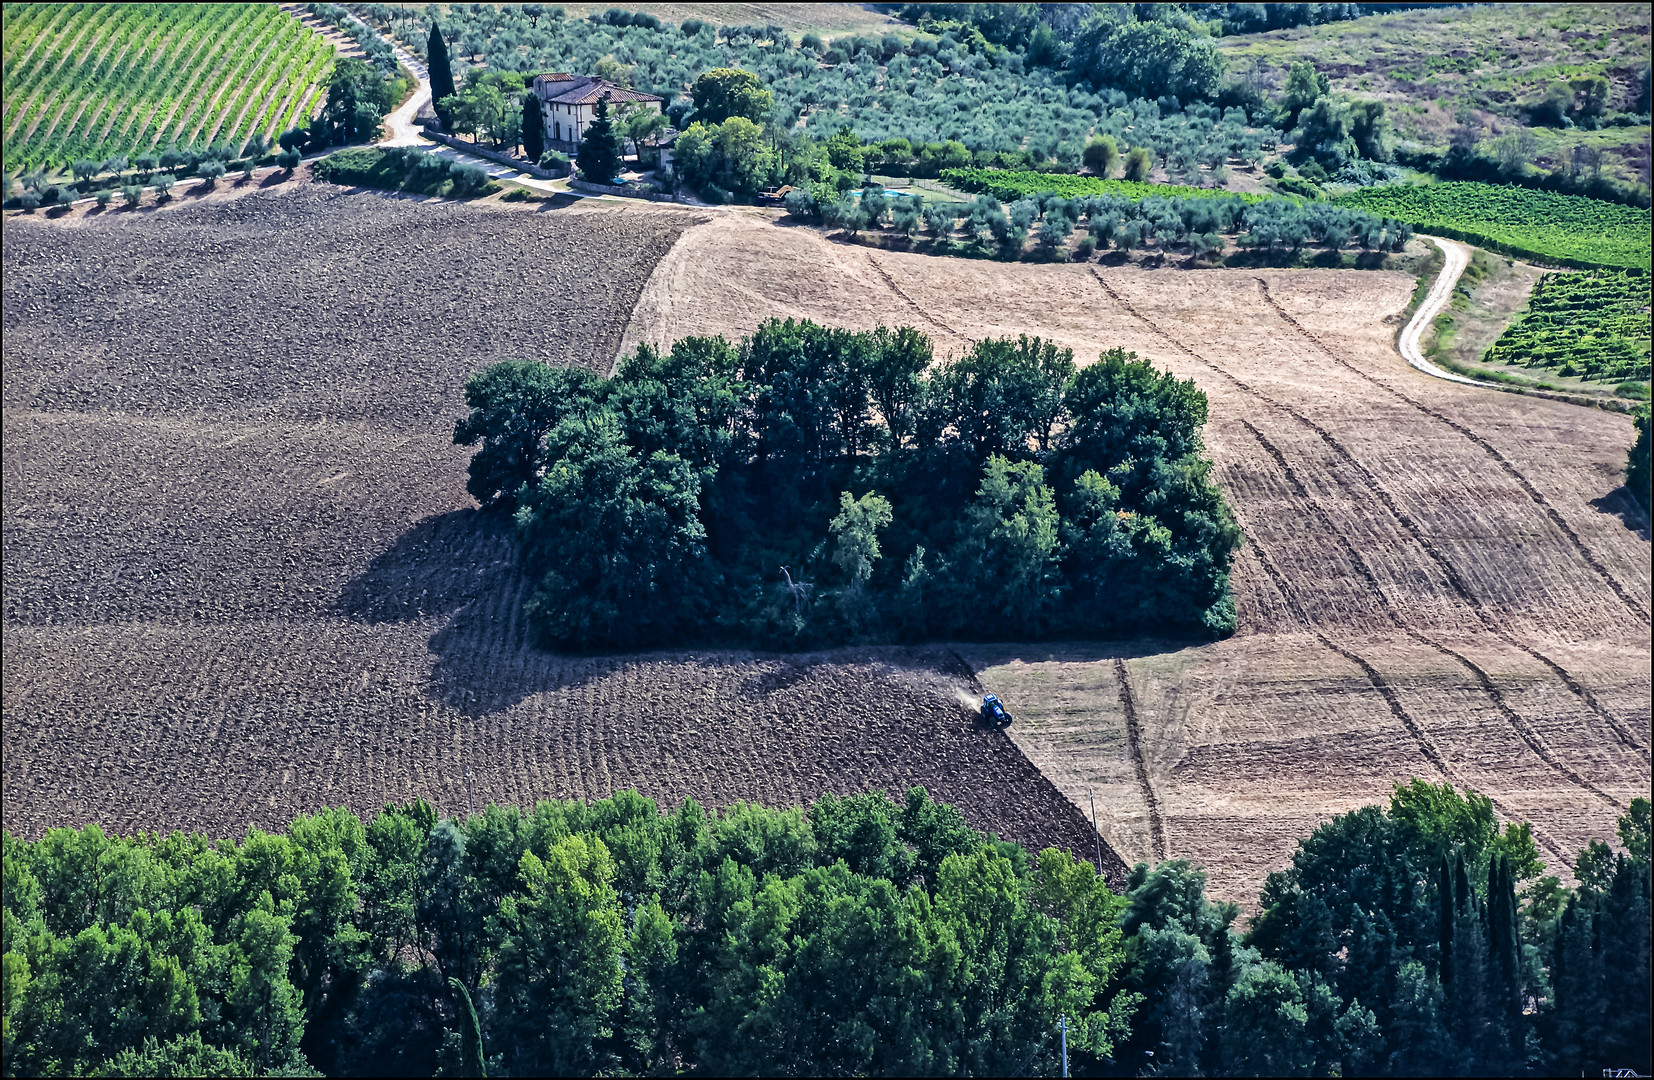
[531,73,662,151]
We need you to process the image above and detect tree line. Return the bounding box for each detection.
[3,785,1646,1076]
[784,182,1413,264]
[452,322,1241,651]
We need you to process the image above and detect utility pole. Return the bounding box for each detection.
[1089,787,1103,873]
[1059,1014,1069,1078]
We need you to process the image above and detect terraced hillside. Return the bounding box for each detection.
[1,2,334,172]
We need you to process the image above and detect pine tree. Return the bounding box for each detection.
[577,96,622,184]
[521,93,544,164]
[428,23,457,127]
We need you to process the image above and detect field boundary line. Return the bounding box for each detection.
[857,248,969,346]
[1092,267,1641,762]
[1256,275,1651,626]
[1112,658,1168,862]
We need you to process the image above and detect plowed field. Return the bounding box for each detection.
[6,192,1647,901]
[1,185,1123,879]
[624,212,1652,898]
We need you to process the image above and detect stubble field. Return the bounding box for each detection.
[625,211,1652,898]
[1,183,1122,877]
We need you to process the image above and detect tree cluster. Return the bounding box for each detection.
[3,790,1131,1077]
[6,786,1645,1077]
[453,324,1241,651]
[313,56,407,148]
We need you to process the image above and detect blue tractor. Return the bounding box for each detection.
[980,693,1013,729]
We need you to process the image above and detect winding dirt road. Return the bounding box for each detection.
[1398,236,1493,387]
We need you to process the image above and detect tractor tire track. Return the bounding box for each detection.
[1092,268,1636,752]
[1242,417,1642,780]
[1113,658,1168,862]
[1256,277,1649,626]
[861,249,968,346]
[1236,509,1573,865]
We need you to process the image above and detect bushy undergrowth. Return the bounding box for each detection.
[1483,271,1652,382]
[454,322,1241,651]
[312,146,497,197]
[5,787,1646,1077]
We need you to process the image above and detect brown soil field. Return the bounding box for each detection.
[1,183,1124,879]
[623,211,1652,899]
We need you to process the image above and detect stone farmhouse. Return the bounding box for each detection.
[531,73,662,151]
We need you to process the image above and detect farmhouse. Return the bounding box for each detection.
[532,73,661,151]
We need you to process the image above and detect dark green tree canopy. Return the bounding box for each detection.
[427,22,457,120]
[575,97,622,183]
[453,322,1241,650]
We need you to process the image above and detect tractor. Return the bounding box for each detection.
[980,693,1012,729]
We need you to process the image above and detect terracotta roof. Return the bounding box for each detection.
[532,73,661,106]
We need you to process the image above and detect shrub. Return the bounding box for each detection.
[120,185,143,207]
[1123,147,1152,182]
[18,190,40,211]
[447,160,490,195]
[275,149,301,171]
[782,187,819,220]
[153,173,175,198]
[195,160,227,188]
[94,188,113,207]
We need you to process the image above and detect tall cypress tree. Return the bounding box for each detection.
[1437,855,1454,986]
[1487,855,1523,1063]
[428,23,457,127]
[521,92,544,164]
[576,96,622,184]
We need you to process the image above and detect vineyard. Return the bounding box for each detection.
[0,2,334,173]
[1334,182,1653,272]
[940,167,1274,204]
[1483,271,1652,383]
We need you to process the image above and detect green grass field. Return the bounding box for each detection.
[2,3,335,173]
[1335,181,1651,270]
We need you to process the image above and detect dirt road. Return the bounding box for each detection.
[1399,236,1494,388]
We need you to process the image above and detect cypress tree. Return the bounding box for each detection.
[576,96,622,184]
[1438,855,1454,986]
[428,23,457,126]
[521,93,544,164]
[448,978,486,1077]
[1487,855,1523,1063]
